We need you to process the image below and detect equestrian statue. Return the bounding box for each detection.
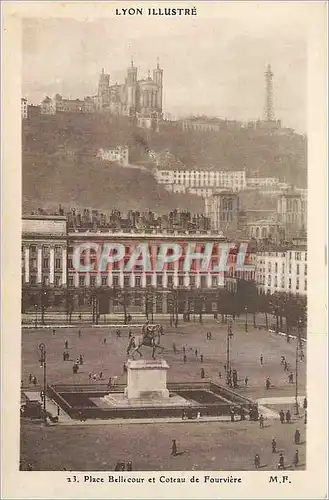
[126,321,165,360]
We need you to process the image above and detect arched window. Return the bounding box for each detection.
[261,227,267,238]
[256,227,260,238]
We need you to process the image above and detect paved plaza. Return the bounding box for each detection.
[21,320,307,471]
[22,319,306,400]
[20,418,306,471]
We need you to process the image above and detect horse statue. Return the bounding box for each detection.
[126,322,164,360]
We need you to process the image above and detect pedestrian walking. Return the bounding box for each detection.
[284,360,288,371]
[182,346,186,354]
[232,370,238,388]
[32,376,37,386]
[280,355,285,366]
[172,342,177,354]
[183,355,187,363]
[279,409,285,424]
[303,397,307,409]
[78,329,81,338]
[52,328,56,335]
[254,454,260,469]
[260,354,263,365]
[28,373,32,384]
[57,405,60,417]
[79,354,83,365]
[288,373,294,384]
[304,410,307,424]
[64,340,68,350]
[123,363,127,374]
[103,338,107,345]
[200,354,204,363]
[265,377,271,390]
[278,453,285,470]
[230,408,235,422]
[294,429,301,445]
[245,376,249,386]
[286,410,291,424]
[259,414,264,429]
[99,371,103,380]
[293,449,299,467]
[272,438,277,453]
[171,439,177,456]
[195,349,198,358]
[200,368,205,379]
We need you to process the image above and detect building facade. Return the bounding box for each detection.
[179,117,244,133]
[277,192,307,234]
[247,220,280,240]
[40,94,95,115]
[97,146,129,166]
[205,190,240,233]
[246,177,279,188]
[21,98,28,119]
[22,216,242,314]
[256,247,307,296]
[154,169,246,193]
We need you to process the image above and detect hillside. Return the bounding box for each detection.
[151,122,307,187]
[22,112,307,214]
[22,114,204,214]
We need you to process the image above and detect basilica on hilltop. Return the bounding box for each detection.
[94,59,163,131]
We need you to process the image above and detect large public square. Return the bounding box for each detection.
[20,318,307,471]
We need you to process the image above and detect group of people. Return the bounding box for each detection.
[114,461,133,471]
[255,429,302,470]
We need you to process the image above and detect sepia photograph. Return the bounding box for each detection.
[1,1,327,498]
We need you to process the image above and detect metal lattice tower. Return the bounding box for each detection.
[264,64,275,121]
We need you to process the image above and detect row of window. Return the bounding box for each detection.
[27,274,222,288]
[258,263,307,275]
[23,245,64,254]
[159,171,245,178]
[259,276,307,290]
[28,275,63,286]
[258,252,307,260]
[26,258,63,270]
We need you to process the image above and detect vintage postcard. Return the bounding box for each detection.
[1,1,327,498]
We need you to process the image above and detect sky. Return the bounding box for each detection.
[22,4,307,132]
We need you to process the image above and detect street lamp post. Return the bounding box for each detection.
[34,304,38,328]
[294,320,301,416]
[226,320,233,386]
[244,306,248,332]
[38,343,47,423]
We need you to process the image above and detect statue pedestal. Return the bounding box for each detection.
[124,359,170,400]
